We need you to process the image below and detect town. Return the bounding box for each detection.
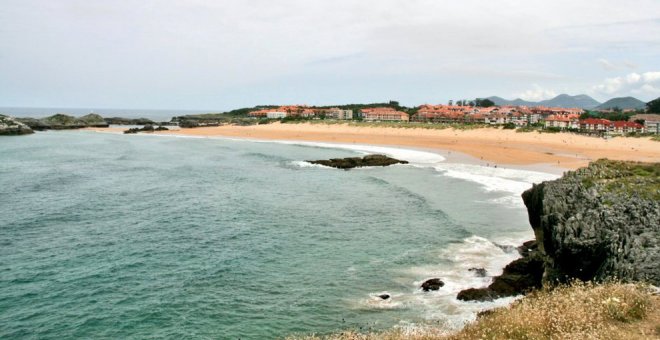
[245,101,660,136]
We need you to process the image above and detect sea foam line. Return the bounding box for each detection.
[114,132,560,202]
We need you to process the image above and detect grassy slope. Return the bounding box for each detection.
[287,282,659,340]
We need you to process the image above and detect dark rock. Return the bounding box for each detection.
[421,278,445,291]
[308,154,409,169]
[104,117,155,125]
[522,159,660,285]
[378,294,390,300]
[457,250,544,301]
[123,125,167,134]
[457,288,498,301]
[17,113,108,130]
[517,240,538,257]
[469,267,488,277]
[0,115,34,135]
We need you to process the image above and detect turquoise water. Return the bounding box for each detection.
[0,131,556,339]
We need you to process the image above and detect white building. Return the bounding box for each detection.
[266,111,288,119]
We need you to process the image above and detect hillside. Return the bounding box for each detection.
[487,94,601,109]
[596,96,646,110]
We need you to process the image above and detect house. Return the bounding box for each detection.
[611,121,645,134]
[630,114,660,134]
[324,108,353,120]
[266,111,288,119]
[361,107,409,121]
[579,118,612,132]
[544,114,580,129]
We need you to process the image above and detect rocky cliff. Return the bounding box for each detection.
[522,159,659,285]
[0,114,34,135]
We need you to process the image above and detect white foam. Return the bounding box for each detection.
[290,160,332,169]
[113,132,560,208]
[272,140,446,165]
[354,236,527,329]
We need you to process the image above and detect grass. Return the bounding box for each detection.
[286,282,658,340]
[578,159,660,200]
[652,135,660,142]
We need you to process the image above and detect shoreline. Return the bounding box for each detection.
[83,122,660,172]
[81,126,567,175]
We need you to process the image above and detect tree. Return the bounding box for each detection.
[475,98,495,107]
[647,97,660,113]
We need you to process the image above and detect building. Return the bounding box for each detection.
[630,114,660,134]
[611,121,644,134]
[266,111,288,119]
[361,107,409,121]
[579,118,612,132]
[544,114,580,129]
[324,108,353,120]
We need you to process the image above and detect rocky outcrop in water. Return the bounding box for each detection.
[104,117,155,125]
[17,113,109,130]
[522,159,659,285]
[0,114,34,135]
[308,155,408,169]
[421,278,445,291]
[124,125,169,134]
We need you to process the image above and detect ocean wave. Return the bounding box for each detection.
[290,161,332,169]
[271,140,446,165]
[354,235,526,329]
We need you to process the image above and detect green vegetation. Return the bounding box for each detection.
[473,98,495,107]
[287,282,657,340]
[578,159,660,200]
[579,109,643,122]
[647,97,660,113]
[652,135,660,142]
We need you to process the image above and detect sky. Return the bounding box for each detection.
[1,0,660,110]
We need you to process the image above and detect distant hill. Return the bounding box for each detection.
[486,96,537,107]
[595,96,646,110]
[487,94,601,109]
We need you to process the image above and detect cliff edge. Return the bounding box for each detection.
[522,159,659,285]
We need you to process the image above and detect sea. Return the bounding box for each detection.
[0,117,560,339]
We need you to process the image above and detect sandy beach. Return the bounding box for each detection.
[90,123,660,170]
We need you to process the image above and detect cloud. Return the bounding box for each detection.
[598,58,617,71]
[1,0,660,108]
[517,84,558,101]
[592,71,660,98]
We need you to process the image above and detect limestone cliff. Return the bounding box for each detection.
[522,159,659,285]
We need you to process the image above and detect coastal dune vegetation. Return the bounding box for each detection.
[287,281,658,340]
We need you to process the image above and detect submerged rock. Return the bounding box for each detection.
[307,154,408,169]
[421,278,445,291]
[378,294,390,300]
[469,267,488,277]
[0,114,34,135]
